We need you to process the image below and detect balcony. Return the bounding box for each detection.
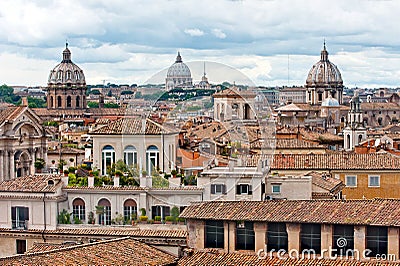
[12,220,28,230]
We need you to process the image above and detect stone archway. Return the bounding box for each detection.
[14,151,32,178]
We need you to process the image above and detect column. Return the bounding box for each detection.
[10,151,15,179]
[254,222,267,252]
[287,223,301,252]
[224,221,236,252]
[388,227,399,260]
[354,225,366,256]
[321,224,333,258]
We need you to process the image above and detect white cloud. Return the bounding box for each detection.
[211,29,226,39]
[184,28,204,37]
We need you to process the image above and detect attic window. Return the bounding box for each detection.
[47,180,55,186]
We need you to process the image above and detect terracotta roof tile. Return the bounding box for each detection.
[241,152,400,170]
[178,250,400,265]
[90,117,174,135]
[0,174,63,193]
[0,227,187,238]
[180,198,400,226]
[0,237,177,265]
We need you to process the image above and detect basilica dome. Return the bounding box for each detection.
[165,52,193,89]
[321,95,339,107]
[306,44,343,88]
[167,52,192,78]
[48,43,86,87]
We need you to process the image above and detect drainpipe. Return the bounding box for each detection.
[227,221,230,253]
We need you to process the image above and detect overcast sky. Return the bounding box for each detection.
[0,0,399,88]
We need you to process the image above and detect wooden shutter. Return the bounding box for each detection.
[211,184,216,194]
[222,185,227,194]
[236,185,240,194]
[248,185,252,195]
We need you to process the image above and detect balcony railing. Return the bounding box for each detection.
[12,220,28,230]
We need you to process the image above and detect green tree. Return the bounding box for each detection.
[87,101,99,108]
[57,209,71,224]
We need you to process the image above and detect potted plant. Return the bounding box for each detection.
[34,158,46,173]
[130,213,137,225]
[139,208,148,223]
[165,216,174,224]
[177,217,185,225]
[154,215,162,224]
[141,170,148,177]
[63,169,69,177]
[88,211,95,224]
[171,206,180,224]
[171,169,177,178]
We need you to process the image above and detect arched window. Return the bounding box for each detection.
[67,96,72,108]
[74,71,80,80]
[72,198,85,221]
[123,199,137,221]
[358,134,363,144]
[124,146,137,167]
[347,134,351,150]
[50,96,53,108]
[57,96,62,107]
[97,198,111,225]
[57,70,62,80]
[146,145,159,175]
[66,70,72,80]
[76,96,80,108]
[102,145,115,176]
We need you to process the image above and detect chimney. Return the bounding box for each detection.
[21,97,28,106]
[114,176,120,187]
[88,175,94,187]
[142,117,147,133]
[228,160,235,172]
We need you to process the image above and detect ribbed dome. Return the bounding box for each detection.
[321,95,339,107]
[167,52,192,78]
[306,43,343,87]
[48,43,86,87]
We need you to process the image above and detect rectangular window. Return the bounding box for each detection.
[333,225,354,256]
[366,226,388,257]
[205,220,224,248]
[345,176,357,187]
[301,224,321,254]
[16,239,26,254]
[368,176,380,187]
[272,184,281,193]
[211,184,226,194]
[236,184,252,195]
[236,221,255,250]
[11,207,29,229]
[267,222,288,251]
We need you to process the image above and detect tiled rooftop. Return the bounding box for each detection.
[241,152,400,170]
[0,174,62,193]
[307,171,345,193]
[0,106,25,125]
[178,250,400,265]
[180,198,400,226]
[90,117,174,135]
[0,227,188,238]
[0,237,177,265]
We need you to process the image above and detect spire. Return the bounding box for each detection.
[321,40,329,62]
[203,61,206,76]
[175,51,182,63]
[62,42,72,63]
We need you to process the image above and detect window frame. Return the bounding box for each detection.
[345,175,357,187]
[272,184,281,194]
[205,220,224,249]
[368,175,380,187]
[211,184,226,195]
